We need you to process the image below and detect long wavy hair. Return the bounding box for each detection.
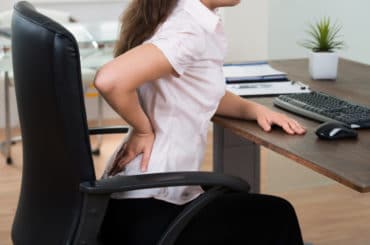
[114,0,178,57]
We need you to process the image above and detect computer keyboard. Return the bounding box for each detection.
[273,91,370,129]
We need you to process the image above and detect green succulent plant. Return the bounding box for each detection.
[301,17,344,52]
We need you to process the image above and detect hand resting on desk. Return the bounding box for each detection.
[255,103,306,135]
[216,91,306,135]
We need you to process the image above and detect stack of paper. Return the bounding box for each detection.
[223,61,287,83]
[223,61,310,97]
[227,81,310,97]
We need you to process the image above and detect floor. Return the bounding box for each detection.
[1,124,370,245]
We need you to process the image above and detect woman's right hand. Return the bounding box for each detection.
[108,129,155,176]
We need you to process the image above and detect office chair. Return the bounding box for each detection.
[11,2,250,244]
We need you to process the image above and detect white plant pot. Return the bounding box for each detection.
[309,51,339,80]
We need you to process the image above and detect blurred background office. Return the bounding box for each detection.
[1,0,369,129]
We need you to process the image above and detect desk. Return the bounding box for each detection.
[64,21,118,51]
[213,59,370,193]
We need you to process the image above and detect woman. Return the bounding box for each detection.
[95,0,306,244]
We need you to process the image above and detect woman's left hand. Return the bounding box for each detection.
[108,129,155,176]
[255,105,306,135]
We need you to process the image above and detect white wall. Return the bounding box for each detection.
[268,0,370,65]
[0,0,126,21]
[223,0,268,62]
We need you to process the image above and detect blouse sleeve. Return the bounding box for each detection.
[146,22,206,76]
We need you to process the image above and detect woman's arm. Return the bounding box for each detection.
[94,44,174,134]
[216,91,306,134]
[94,44,175,173]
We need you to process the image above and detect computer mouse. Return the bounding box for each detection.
[315,122,358,140]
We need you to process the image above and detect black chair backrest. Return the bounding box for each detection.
[11,1,96,244]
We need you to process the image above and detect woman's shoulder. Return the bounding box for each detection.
[146,9,207,59]
[160,9,205,35]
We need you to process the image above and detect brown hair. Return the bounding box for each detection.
[114,0,178,57]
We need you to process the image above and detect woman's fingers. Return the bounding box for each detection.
[108,144,127,175]
[109,147,152,176]
[109,158,123,176]
[114,143,127,163]
[109,151,136,176]
[108,130,155,176]
[140,148,152,172]
[292,120,306,134]
[279,119,306,135]
[285,119,306,134]
[281,121,295,134]
[258,118,272,132]
[266,115,306,135]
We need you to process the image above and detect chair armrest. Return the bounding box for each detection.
[88,126,129,135]
[80,171,250,194]
[76,172,249,245]
[158,186,228,245]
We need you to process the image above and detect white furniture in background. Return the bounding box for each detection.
[0,10,116,163]
[65,21,119,155]
[0,41,13,164]
[0,8,75,26]
[0,8,78,164]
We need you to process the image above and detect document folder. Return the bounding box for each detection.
[223,61,287,83]
[226,80,310,97]
[223,62,310,97]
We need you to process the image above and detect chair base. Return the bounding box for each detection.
[91,148,100,156]
[0,136,21,165]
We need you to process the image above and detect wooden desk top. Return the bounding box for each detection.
[213,59,370,193]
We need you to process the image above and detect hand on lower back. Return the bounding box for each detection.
[108,129,155,176]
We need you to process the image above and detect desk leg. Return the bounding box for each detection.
[0,71,12,164]
[213,123,260,193]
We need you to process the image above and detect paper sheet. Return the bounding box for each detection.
[223,63,287,81]
[226,81,310,96]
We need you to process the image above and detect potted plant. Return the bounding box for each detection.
[300,17,344,80]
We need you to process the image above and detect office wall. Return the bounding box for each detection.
[268,0,370,65]
[223,0,268,62]
[0,0,125,21]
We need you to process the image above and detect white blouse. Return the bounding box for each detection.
[102,0,228,205]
